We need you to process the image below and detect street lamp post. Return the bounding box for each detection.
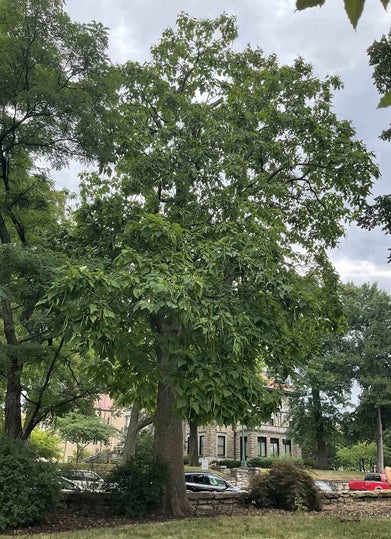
[241,424,247,468]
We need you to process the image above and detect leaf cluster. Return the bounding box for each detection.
[296,0,390,30]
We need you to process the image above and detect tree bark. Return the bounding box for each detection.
[375,405,384,473]
[153,378,192,516]
[188,420,199,466]
[2,297,23,438]
[312,387,329,469]
[122,402,153,462]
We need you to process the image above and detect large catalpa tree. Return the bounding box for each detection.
[48,14,378,516]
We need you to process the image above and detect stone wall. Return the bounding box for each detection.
[229,467,261,491]
[187,491,246,514]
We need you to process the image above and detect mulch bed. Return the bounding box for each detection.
[3,497,391,536]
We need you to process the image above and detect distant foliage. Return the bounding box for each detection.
[29,429,62,461]
[249,461,322,512]
[0,435,61,530]
[105,456,168,517]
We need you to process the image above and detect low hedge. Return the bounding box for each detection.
[246,456,304,469]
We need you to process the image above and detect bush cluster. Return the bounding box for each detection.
[248,461,322,512]
[246,456,304,469]
[105,455,168,517]
[0,434,61,531]
[211,459,241,468]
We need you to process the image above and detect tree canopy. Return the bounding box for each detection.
[56,412,118,463]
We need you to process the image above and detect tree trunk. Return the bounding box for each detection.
[2,297,23,439]
[188,420,199,466]
[312,387,329,469]
[375,405,384,473]
[122,402,153,462]
[153,378,192,516]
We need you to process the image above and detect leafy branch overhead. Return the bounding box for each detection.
[296,0,390,29]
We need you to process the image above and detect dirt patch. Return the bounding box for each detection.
[2,497,391,535]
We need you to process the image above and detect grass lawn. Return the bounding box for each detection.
[308,469,363,481]
[2,514,390,539]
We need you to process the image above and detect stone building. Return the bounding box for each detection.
[183,390,301,462]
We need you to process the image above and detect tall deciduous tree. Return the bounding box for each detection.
[343,283,391,472]
[47,13,377,516]
[0,0,118,439]
[288,337,353,469]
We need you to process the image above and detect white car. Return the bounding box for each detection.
[61,469,104,492]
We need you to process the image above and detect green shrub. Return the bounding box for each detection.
[214,459,241,468]
[247,456,304,469]
[248,461,322,512]
[135,430,154,460]
[105,455,168,517]
[0,434,61,531]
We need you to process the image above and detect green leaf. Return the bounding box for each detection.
[344,0,365,29]
[378,90,391,108]
[296,0,325,10]
[380,0,390,9]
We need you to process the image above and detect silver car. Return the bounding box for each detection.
[185,472,247,493]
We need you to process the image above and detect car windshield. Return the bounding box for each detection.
[209,475,227,487]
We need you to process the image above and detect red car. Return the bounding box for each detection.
[349,473,390,491]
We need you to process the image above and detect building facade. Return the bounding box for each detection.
[183,393,301,462]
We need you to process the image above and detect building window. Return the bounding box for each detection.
[268,418,274,426]
[217,435,226,457]
[257,436,267,457]
[283,439,292,457]
[199,435,205,456]
[271,437,279,456]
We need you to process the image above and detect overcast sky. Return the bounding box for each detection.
[62,0,391,293]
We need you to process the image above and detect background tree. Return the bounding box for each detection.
[288,340,353,469]
[56,412,118,463]
[343,283,391,472]
[0,0,118,439]
[47,13,377,516]
[335,441,378,471]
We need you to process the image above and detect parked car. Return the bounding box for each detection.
[60,477,82,493]
[61,469,105,492]
[348,473,390,491]
[185,472,247,493]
